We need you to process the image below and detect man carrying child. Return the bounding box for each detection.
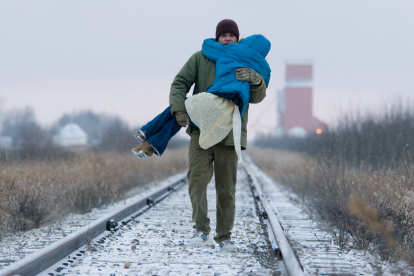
[169,19,268,252]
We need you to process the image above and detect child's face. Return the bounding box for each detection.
[218,33,237,46]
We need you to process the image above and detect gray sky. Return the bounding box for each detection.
[1,0,413,134]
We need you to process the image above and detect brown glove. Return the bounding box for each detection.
[235,68,262,85]
[175,111,190,127]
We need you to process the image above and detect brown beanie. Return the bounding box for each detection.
[215,19,239,41]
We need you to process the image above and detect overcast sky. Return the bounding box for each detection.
[1,0,413,134]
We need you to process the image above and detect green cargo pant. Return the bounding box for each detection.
[187,133,238,243]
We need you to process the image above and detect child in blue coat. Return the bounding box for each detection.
[131,34,271,159]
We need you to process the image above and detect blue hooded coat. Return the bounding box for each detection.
[201,34,271,116]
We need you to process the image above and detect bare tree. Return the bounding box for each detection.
[1,107,44,149]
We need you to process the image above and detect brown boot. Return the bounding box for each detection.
[131,141,155,159]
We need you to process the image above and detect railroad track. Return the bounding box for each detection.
[1,154,373,275]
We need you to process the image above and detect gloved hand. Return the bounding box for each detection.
[235,68,262,85]
[175,111,190,127]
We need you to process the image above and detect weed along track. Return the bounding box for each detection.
[1,156,378,276]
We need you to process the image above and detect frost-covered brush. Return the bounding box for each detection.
[0,149,188,237]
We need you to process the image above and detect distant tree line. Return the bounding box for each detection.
[0,107,188,161]
[254,103,414,171]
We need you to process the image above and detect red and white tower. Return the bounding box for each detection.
[277,60,326,137]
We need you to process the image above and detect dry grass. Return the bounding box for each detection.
[0,148,188,238]
[249,147,414,267]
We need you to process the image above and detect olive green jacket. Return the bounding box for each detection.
[169,50,267,149]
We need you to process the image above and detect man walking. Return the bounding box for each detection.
[169,19,268,252]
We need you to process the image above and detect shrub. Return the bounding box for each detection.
[254,104,414,171]
[0,149,188,238]
[249,146,414,268]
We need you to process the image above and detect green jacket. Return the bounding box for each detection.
[169,50,267,149]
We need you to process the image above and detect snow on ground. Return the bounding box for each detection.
[0,173,186,270]
[2,157,410,275]
[39,168,277,275]
[248,158,412,275]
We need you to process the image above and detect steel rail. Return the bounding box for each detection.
[243,159,304,276]
[0,173,186,276]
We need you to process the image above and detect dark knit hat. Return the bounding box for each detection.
[215,19,239,41]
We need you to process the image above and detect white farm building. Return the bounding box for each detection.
[53,123,88,147]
